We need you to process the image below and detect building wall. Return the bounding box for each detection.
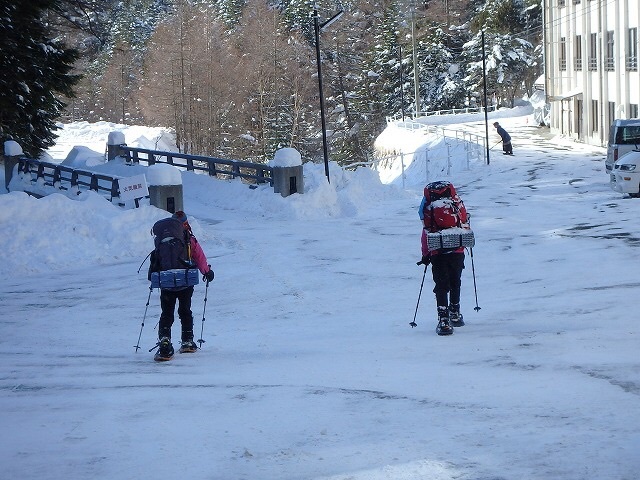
[544,0,639,147]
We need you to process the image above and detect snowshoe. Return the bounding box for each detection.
[436,319,454,336]
[449,304,465,327]
[154,337,174,361]
[450,314,465,327]
[179,340,198,354]
[436,307,454,336]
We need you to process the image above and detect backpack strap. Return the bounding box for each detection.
[429,205,438,232]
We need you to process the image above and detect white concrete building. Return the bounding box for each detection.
[543,0,639,146]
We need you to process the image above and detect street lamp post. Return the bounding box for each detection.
[314,6,343,183]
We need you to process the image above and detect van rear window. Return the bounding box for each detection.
[615,126,640,144]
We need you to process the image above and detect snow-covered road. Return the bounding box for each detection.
[2,115,639,479]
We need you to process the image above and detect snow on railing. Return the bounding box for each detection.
[344,126,486,189]
[386,104,498,123]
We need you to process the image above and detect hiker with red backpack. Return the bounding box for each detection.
[418,181,473,336]
[148,211,214,360]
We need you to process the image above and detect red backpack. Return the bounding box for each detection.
[421,181,468,233]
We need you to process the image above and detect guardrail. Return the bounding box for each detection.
[343,124,486,188]
[122,146,273,185]
[14,157,120,200]
[387,105,498,123]
[5,143,297,203]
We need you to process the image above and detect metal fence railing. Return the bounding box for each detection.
[15,158,120,200]
[344,125,486,188]
[386,105,497,123]
[9,146,277,202]
[122,147,273,186]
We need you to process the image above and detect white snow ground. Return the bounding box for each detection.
[1,111,639,480]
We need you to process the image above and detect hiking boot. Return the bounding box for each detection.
[436,307,453,336]
[154,336,174,361]
[449,303,465,327]
[179,340,198,353]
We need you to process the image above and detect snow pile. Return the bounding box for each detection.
[268,147,302,167]
[146,164,182,186]
[1,191,165,273]
[4,140,23,156]
[42,121,176,162]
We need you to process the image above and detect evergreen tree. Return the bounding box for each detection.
[416,27,469,111]
[329,1,402,165]
[0,0,80,158]
[212,0,247,29]
[463,0,541,107]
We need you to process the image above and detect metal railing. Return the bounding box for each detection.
[344,126,486,188]
[387,105,497,123]
[15,158,120,200]
[122,147,273,185]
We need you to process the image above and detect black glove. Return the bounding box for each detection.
[417,255,430,266]
[203,269,214,283]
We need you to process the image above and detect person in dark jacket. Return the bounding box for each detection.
[493,122,513,155]
[151,211,214,360]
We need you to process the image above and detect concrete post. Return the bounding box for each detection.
[107,131,127,161]
[148,184,184,213]
[269,147,304,197]
[146,164,184,213]
[272,165,304,197]
[3,140,24,192]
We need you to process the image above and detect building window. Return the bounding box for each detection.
[560,37,567,71]
[573,0,581,3]
[631,104,639,119]
[575,35,582,70]
[558,0,565,6]
[592,100,599,133]
[605,31,615,71]
[628,28,638,71]
[589,33,598,71]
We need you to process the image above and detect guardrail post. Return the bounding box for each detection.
[208,161,217,177]
[110,179,119,201]
[400,151,406,190]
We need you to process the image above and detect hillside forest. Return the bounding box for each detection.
[3,0,543,164]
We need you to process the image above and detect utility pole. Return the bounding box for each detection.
[411,3,420,116]
[313,6,344,183]
[482,30,490,165]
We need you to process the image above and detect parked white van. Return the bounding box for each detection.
[605,119,640,175]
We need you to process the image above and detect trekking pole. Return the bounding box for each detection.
[135,285,153,352]
[197,279,210,347]
[136,251,152,274]
[410,263,429,328]
[469,247,481,311]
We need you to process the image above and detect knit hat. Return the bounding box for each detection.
[493,122,500,127]
[172,211,187,223]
